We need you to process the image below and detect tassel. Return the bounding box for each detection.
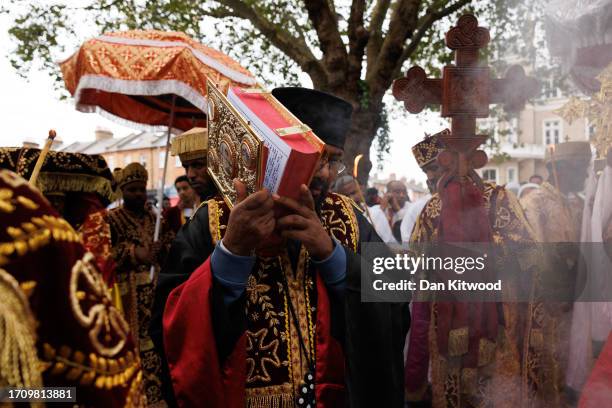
[37,173,114,203]
[0,269,43,389]
[246,393,295,408]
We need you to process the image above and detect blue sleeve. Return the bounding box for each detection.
[210,240,255,305]
[311,238,346,294]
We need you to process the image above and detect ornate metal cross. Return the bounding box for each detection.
[392,14,539,186]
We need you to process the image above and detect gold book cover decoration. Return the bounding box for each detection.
[207,80,325,209]
[206,81,266,208]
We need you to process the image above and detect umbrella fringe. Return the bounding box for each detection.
[73,75,208,114]
[78,104,184,135]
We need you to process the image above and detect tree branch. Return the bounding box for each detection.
[366,0,422,100]
[200,6,239,19]
[217,0,327,87]
[365,0,391,76]
[302,0,348,89]
[392,0,472,79]
[347,0,368,92]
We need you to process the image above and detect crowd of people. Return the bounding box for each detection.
[0,86,610,408]
[332,164,548,247]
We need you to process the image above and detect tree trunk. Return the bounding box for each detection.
[342,102,384,186]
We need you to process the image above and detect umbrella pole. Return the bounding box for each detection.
[150,95,177,282]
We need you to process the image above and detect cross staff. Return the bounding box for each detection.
[392,14,539,188]
[390,14,541,386]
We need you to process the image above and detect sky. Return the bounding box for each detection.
[0,12,448,185]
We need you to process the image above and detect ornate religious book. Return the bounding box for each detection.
[207,81,324,207]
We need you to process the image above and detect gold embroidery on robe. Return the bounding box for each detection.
[207,192,359,408]
[520,181,583,407]
[0,268,42,389]
[0,169,146,406]
[104,207,174,407]
[411,182,542,408]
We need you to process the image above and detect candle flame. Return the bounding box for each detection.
[353,154,363,178]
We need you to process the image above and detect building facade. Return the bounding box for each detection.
[61,129,186,193]
[478,84,592,186]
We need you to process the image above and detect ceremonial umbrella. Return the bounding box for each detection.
[544,0,612,94]
[59,30,257,277]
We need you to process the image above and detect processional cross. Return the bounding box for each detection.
[391,15,541,372]
[393,14,539,188]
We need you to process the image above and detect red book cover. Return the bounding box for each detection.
[228,87,324,201]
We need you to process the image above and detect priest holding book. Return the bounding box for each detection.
[150,87,409,407]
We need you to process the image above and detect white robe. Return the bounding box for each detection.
[567,165,612,391]
[369,202,411,244]
[400,194,431,244]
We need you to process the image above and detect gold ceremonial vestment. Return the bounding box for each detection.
[411,182,557,408]
[521,181,585,407]
[207,192,360,407]
[104,207,174,407]
[520,181,583,243]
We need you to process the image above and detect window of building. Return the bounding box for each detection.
[543,120,562,145]
[176,156,182,167]
[540,80,561,99]
[140,154,147,167]
[507,167,517,184]
[482,168,498,183]
[507,117,519,144]
[589,124,597,141]
[107,156,115,170]
[159,151,166,169]
[124,154,132,166]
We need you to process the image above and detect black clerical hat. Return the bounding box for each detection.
[272,87,353,149]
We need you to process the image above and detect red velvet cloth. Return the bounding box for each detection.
[66,192,106,227]
[579,333,612,407]
[404,302,431,398]
[436,180,497,368]
[163,205,184,234]
[163,258,346,407]
[80,209,116,286]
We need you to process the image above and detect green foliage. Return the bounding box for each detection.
[375,102,391,171]
[358,79,370,109]
[1,0,565,170]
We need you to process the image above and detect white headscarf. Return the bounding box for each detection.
[517,182,540,199]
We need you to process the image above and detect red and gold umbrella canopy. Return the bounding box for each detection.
[59,30,256,131]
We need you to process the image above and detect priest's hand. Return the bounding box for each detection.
[223,179,275,256]
[274,184,334,261]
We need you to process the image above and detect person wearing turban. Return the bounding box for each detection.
[0,147,114,230]
[103,162,175,406]
[169,127,218,203]
[150,87,410,407]
[408,131,556,407]
[521,141,592,405]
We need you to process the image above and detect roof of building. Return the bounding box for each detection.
[61,131,168,154]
